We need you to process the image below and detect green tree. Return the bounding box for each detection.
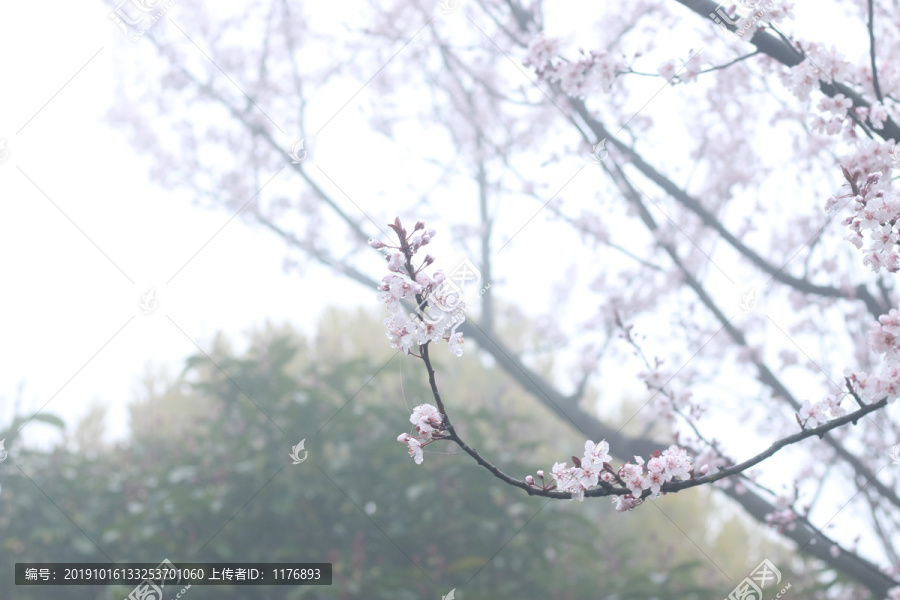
[1,308,827,599]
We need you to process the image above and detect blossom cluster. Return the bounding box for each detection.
[372,219,467,356]
[396,404,445,464]
[775,41,853,101]
[618,445,693,500]
[826,166,900,273]
[656,58,702,85]
[811,93,853,136]
[842,309,900,404]
[811,93,894,139]
[528,440,694,510]
[764,491,798,533]
[524,35,628,98]
[792,309,900,434]
[546,440,612,502]
[797,394,846,429]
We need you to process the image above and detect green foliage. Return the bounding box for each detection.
[0,308,812,599]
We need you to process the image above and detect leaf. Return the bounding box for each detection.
[27,413,65,429]
[2,413,65,441]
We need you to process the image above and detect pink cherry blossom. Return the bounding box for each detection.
[406,437,424,464]
[410,403,443,438]
[374,221,468,356]
[613,494,641,512]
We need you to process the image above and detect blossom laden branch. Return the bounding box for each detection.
[372,217,466,358]
[378,219,897,518]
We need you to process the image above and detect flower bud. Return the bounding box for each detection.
[397,433,411,443]
[414,220,425,231]
[369,238,386,249]
[536,470,544,479]
[525,475,535,486]
[699,464,709,476]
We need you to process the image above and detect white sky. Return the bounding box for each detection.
[0,2,372,447]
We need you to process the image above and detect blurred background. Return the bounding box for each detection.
[1,308,826,599]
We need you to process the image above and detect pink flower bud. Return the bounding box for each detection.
[699,464,709,476]
[369,238,386,249]
[525,475,535,486]
[397,433,411,443]
[536,470,544,479]
[414,220,425,231]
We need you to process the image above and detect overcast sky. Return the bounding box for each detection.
[0,2,375,447]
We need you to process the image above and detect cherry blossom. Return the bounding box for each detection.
[583,439,612,466]
[373,218,467,356]
[660,445,692,480]
[777,42,853,100]
[523,35,561,74]
[542,439,694,505]
[796,395,848,429]
[870,309,900,358]
[765,491,799,533]
[396,404,447,465]
[524,41,630,98]
[826,155,900,274]
[406,437,424,464]
[612,495,641,512]
[621,457,649,497]
[410,403,443,439]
